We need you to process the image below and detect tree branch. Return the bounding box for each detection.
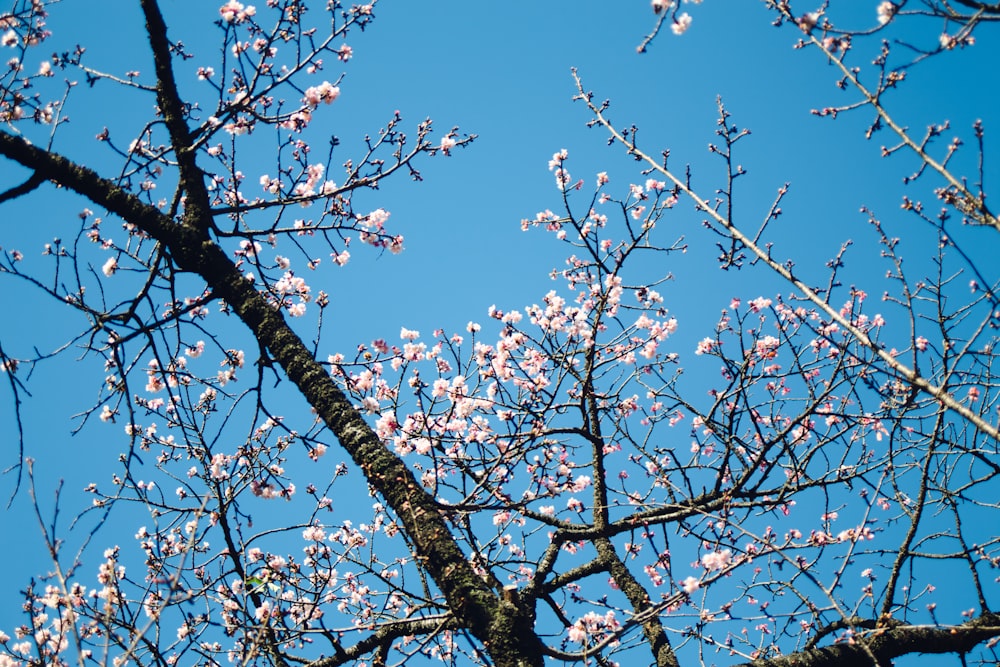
[573,70,1000,444]
[0,129,545,667]
[0,171,44,204]
[737,613,1000,667]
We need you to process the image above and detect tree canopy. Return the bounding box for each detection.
[1,2,999,667]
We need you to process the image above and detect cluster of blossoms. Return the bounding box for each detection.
[219,1,256,23]
[700,548,733,571]
[357,208,403,253]
[650,0,700,34]
[302,81,340,108]
[876,1,896,25]
[0,4,55,123]
[567,610,621,645]
[548,149,572,189]
[273,270,311,317]
[276,162,336,201]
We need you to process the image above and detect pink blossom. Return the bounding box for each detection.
[671,12,692,35]
[701,549,732,571]
[554,168,571,189]
[219,1,256,24]
[877,2,896,25]
[302,525,327,542]
[695,337,716,355]
[754,335,780,360]
[681,576,700,594]
[547,148,568,170]
[798,12,820,31]
[362,208,390,230]
[303,81,340,108]
[102,257,118,277]
[431,378,449,398]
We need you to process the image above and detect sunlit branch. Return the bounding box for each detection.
[572,70,1000,443]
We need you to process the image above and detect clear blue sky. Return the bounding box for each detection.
[1,1,998,664]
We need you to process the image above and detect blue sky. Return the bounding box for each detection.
[1,1,999,664]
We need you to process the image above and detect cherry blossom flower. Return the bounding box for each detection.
[877,2,897,25]
[651,0,672,14]
[681,576,700,594]
[754,335,780,360]
[798,12,820,32]
[547,148,568,170]
[567,611,621,645]
[695,337,716,355]
[302,525,327,542]
[672,12,692,35]
[303,81,340,108]
[701,549,732,571]
[219,1,256,24]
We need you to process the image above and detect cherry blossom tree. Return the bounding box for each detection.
[0,2,998,667]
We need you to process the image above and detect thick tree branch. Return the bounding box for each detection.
[597,538,679,667]
[737,613,1000,667]
[139,0,214,230]
[309,615,462,667]
[0,129,545,667]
